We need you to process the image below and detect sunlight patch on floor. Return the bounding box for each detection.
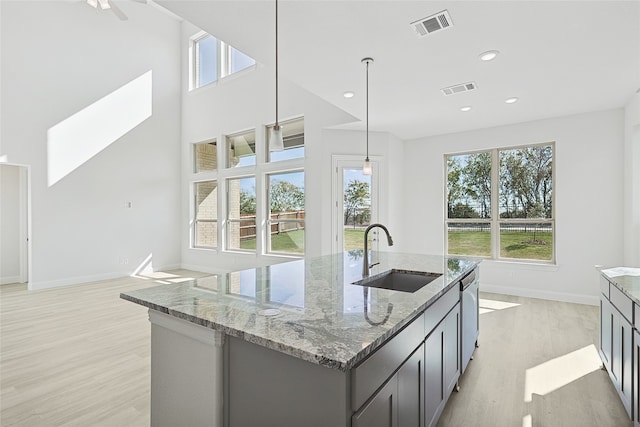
[479,298,521,314]
[522,414,532,427]
[524,344,602,403]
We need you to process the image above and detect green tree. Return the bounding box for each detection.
[500,146,552,218]
[462,152,492,219]
[344,180,370,227]
[270,180,304,213]
[239,189,256,214]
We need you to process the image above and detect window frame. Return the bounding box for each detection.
[444,142,555,263]
[189,31,257,91]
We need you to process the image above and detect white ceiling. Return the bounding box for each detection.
[155,0,640,140]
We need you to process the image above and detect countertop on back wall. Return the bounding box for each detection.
[599,267,640,303]
[121,251,479,372]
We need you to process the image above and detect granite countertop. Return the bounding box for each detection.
[121,252,479,372]
[600,267,640,304]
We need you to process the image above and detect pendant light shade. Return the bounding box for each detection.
[270,125,284,151]
[270,0,284,152]
[362,57,373,175]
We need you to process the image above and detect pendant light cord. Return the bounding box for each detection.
[365,59,369,161]
[274,0,279,129]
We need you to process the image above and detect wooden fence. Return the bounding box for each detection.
[239,211,305,240]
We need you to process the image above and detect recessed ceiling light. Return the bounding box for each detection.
[343,91,355,98]
[460,106,472,112]
[479,50,499,61]
[505,97,519,104]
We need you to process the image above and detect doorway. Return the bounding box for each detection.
[332,156,380,255]
[0,163,29,285]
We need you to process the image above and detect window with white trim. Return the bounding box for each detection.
[190,32,256,91]
[445,142,554,262]
[189,118,305,257]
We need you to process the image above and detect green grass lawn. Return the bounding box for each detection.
[448,230,552,260]
[241,228,552,260]
[240,229,305,253]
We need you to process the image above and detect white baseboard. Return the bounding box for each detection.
[1,275,22,285]
[480,283,599,306]
[29,272,125,290]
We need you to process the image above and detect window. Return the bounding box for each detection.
[227,176,256,252]
[189,119,305,257]
[446,143,554,262]
[193,34,217,89]
[194,140,217,173]
[267,117,305,162]
[194,181,218,248]
[190,32,256,91]
[267,171,305,254]
[226,130,256,168]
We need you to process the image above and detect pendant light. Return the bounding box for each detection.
[362,57,373,175]
[269,0,285,152]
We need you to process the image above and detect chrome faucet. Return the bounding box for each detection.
[362,223,394,278]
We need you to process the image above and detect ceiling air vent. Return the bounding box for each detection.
[441,82,477,96]
[411,10,453,37]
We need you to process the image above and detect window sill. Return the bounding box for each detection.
[482,259,559,271]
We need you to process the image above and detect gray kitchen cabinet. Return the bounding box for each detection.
[634,329,640,426]
[425,302,460,427]
[352,342,425,427]
[600,275,633,418]
[352,374,398,427]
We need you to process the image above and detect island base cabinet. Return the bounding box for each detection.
[425,303,460,427]
[634,330,640,426]
[352,344,424,427]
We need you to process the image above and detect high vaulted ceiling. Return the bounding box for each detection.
[155,0,640,140]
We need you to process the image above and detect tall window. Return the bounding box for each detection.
[267,171,305,254]
[446,143,554,262]
[194,180,218,248]
[227,176,256,252]
[190,32,256,91]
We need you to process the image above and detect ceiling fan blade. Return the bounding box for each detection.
[110,2,128,20]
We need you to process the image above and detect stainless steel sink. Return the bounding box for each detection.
[352,269,442,293]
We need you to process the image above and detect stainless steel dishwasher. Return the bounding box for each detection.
[460,268,479,374]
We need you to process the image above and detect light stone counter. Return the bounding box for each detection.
[121,252,479,372]
[600,267,640,304]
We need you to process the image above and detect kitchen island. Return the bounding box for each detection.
[121,252,480,427]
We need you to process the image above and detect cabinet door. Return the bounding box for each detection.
[444,304,460,396]
[397,345,423,427]
[634,330,640,424]
[352,377,398,427]
[619,314,633,416]
[424,324,444,427]
[600,297,613,370]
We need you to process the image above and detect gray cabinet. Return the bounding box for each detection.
[352,343,424,427]
[599,276,633,418]
[425,302,460,427]
[634,329,640,426]
[352,375,398,427]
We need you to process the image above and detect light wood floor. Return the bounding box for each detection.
[0,270,209,427]
[438,292,631,427]
[0,275,632,426]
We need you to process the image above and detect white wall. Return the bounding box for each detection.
[0,165,21,284]
[0,1,182,289]
[624,92,640,266]
[179,22,358,272]
[402,109,625,304]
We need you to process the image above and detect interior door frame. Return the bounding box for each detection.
[0,162,31,286]
[331,155,381,254]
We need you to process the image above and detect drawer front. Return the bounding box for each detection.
[600,276,610,299]
[610,283,633,324]
[351,312,425,411]
[425,285,460,335]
